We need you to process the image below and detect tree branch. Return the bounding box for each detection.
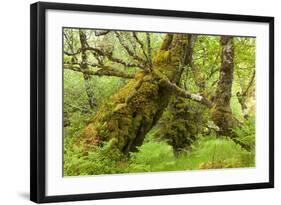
[206,68,219,81]
[84,47,145,69]
[115,32,146,64]
[64,64,135,79]
[94,30,110,36]
[132,32,148,61]
[64,50,81,56]
[159,78,213,108]
[64,64,81,72]
[242,69,255,96]
[146,32,152,70]
[64,48,139,67]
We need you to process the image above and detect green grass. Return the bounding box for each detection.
[127,135,254,173]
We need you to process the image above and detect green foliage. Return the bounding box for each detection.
[190,135,254,168]
[127,134,255,173]
[128,141,175,172]
[232,117,256,150]
[64,133,255,176]
[230,90,244,120]
[64,141,126,176]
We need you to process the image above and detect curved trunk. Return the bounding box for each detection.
[80,34,189,153]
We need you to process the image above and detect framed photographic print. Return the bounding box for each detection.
[30,1,274,203]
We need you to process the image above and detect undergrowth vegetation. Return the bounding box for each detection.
[64,115,255,176]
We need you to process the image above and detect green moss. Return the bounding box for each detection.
[211,104,238,135]
[158,97,209,153]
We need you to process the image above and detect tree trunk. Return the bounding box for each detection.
[155,34,209,153]
[211,36,237,134]
[79,30,96,109]
[80,34,189,153]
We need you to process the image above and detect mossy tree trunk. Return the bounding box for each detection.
[80,34,189,153]
[211,36,237,134]
[159,96,209,154]
[156,34,209,153]
[79,29,96,109]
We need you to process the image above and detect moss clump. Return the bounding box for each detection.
[158,97,209,154]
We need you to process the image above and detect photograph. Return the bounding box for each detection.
[63,28,256,176]
[30,2,274,202]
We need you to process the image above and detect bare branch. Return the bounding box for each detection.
[132,32,148,61]
[85,47,145,69]
[91,66,135,79]
[115,32,146,63]
[206,68,219,80]
[243,69,255,96]
[159,78,213,108]
[94,30,110,36]
[64,64,135,79]
[64,50,81,56]
[64,47,145,70]
[64,64,81,72]
[146,32,152,70]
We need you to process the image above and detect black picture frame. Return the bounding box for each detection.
[30,1,274,203]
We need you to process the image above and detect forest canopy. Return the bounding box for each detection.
[63,28,256,176]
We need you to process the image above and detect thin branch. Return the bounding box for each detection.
[64,47,144,69]
[87,66,135,79]
[85,47,145,69]
[89,50,104,65]
[63,32,73,51]
[211,79,219,87]
[115,31,146,63]
[64,64,135,79]
[94,30,110,36]
[242,69,255,96]
[132,32,148,61]
[64,50,81,56]
[146,32,152,70]
[205,51,220,81]
[64,64,81,72]
[206,68,219,80]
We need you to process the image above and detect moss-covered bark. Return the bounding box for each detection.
[153,34,210,153]
[80,34,189,153]
[159,97,209,154]
[211,36,237,134]
[79,30,96,109]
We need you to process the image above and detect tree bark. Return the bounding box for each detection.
[80,34,189,153]
[211,36,237,134]
[79,30,96,109]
